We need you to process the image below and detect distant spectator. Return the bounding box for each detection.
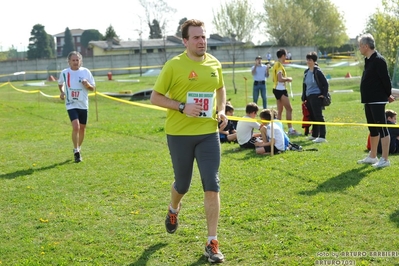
[251,56,269,109]
[267,52,272,62]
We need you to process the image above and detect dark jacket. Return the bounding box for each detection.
[301,66,329,102]
[360,51,392,103]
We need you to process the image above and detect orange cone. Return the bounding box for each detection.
[345,72,352,78]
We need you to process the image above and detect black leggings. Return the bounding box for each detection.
[364,103,389,137]
[167,133,221,194]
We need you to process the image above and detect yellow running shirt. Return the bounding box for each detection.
[153,51,224,135]
[272,61,287,90]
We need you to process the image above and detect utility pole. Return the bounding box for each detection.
[231,33,237,94]
[135,29,143,77]
[139,31,143,77]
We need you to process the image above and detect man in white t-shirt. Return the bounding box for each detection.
[58,51,96,163]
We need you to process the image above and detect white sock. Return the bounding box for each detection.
[169,204,179,213]
[207,236,217,244]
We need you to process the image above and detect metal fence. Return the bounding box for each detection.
[0,46,317,82]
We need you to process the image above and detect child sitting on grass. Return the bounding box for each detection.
[236,102,265,149]
[219,104,237,143]
[367,109,399,154]
[256,109,287,155]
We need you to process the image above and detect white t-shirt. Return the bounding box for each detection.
[236,116,261,145]
[58,67,95,110]
[266,123,286,151]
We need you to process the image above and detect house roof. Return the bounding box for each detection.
[53,29,85,37]
[88,34,243,50]
[89,37,183,50]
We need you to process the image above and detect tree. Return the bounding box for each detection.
[213,0,256,94]
[300,0,348,48]
[81,29,103,49]
[139,0,176,38]
[27,24,54,59]
[263,0,315,46]
[48,33,55,56]
[212,0,258,43]
[149,19,162,39]
[262,0,347,47]
[175,18,187,38]
[365,0,399,76]
[62,27,75,57]
[104,25,118,40]
[7,46,17,59]
[0,51,8,61]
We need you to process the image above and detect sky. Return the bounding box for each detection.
[0,0,383,52]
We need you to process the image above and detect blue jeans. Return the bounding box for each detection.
[253,82,267,109]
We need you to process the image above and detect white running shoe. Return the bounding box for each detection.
[357,155,379,164]
[313,137,327,143]
[372,158,390,168]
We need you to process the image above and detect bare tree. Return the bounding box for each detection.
[212,0,258,43]
[139,0,177,65]
[213,0,256,94]
[139,0,176,38]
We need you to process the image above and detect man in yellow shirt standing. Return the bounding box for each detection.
[150,19,227,263]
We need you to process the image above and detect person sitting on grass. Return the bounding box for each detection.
[270,108,291,150]
[256,109,287,155]
[369,109,399,154]
[236,102,265,149]
[219,104,237,143]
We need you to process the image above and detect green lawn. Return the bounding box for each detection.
[1,63,399,265]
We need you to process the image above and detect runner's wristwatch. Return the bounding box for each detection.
[178,103,185,113]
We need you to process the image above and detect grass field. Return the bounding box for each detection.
[1,63,399,266]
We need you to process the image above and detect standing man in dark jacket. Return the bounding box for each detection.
[357,33,395,168]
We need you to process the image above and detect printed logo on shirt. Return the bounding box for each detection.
[210,72,217,78]
[188,71,198,81]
